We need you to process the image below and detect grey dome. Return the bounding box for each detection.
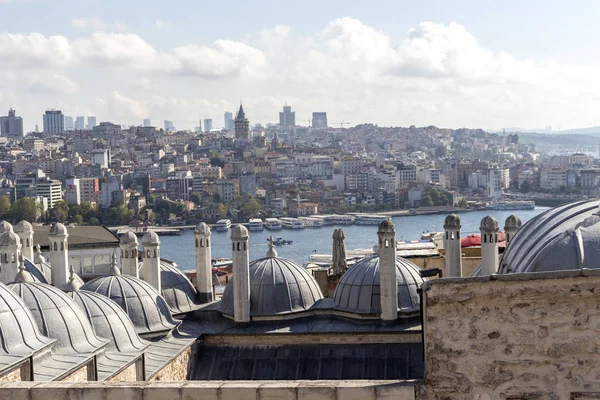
[499,199,600,274]
[504,214,522,230]
[138,259,199,314]
[142,231,159,245]
[195,222,211,235]
[81,274,180,336]
[0,281,54,357]
[444,214,461,229]
[220,257,323,316]
[20,258,49,284]
[231,224,248,239]
[0,231,20,247]
[480,216,498,231]
[9,282,108,355]
[119,231,138,245]
[0,221,13,234]
[49,223,68,236]
[333,255,425,315]
[68,290,149,353]
[14,221,33,233]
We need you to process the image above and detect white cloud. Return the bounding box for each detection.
[0,33,73,67]
[155,19,169,29]
[72,17,105,30]
[108,91,147,119]
[73,32,157,66]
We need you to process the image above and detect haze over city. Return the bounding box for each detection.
[2,0,600,130]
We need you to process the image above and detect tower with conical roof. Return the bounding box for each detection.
[234,103,250,140]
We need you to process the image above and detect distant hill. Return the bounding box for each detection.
[497,126,600,135]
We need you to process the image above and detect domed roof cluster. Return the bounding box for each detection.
[220,249,323,317]
[499,199,600,273]
[333,255,424,315]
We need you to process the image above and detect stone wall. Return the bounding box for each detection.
[421,270,600,399]
[150,347,191,381]
[109,362,138,382]
[0,365,23,382]
[62,364,88,382]
[0,380,418,399]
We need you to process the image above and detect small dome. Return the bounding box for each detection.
[142,231,160,245]
[504,214,522,230]
[49,223,68,236]
[220,257,323,316]
[22,259,49,284]
[0,281,54,356]
[230,224,248,239]
[119,231,138,245]
[480,216,498,231]
[14,221,33,233]
[81,274,180,336]
[0,221,13,234]
[333,255,425,316]
[68,290,149,354]
[195,222,211,235]
[444,214,461,230]
[0,231,20,247]
[9,282,108,355]
[378,219,395,234]
[139,259,199,314]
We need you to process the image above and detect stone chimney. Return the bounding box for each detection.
[119,231,139,278]
[0,230,21,284]
[377,219,398,324]
[14,221,34,261]
[443,214,462,277]
[195,222,213,303]
[480,216,499,275]
[142,231,161,293]
[504,215,522,247]
[49,223,69,290]
[231,224,250,326]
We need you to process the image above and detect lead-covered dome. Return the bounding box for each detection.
[68,290,149,354]
[499,199,600,274]
[81,274,180,337]
[0,231,20,246]
[333,255,425,316]
[119,231,138,245]
[220,256,323,316]
[0,221,13,234]
[49,223,68,236]
[9,282,108,355]
[0,281,54,358]
[14,221,33,234]
[142,231,159,244]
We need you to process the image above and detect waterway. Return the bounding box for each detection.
[159,208,549,269]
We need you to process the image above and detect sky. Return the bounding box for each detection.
[2,0,600,131]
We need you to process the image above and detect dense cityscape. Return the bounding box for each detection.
[0,104,596,227]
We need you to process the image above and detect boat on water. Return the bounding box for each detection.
[215,219,231,232]
[486,200,535,211]
[353,214,390,225]
[248,218,264,231]
[212,258,233,268]
[298,216,324,227]
[279,217,305,229]
[314,214,355,225]
[268,237,293,245]
[265,218,283,230]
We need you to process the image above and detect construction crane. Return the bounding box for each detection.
[331,121,350,128]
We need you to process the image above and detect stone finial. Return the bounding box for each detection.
[266,236,278,258]
[444,214,461,230]
[65,265,81,292]
[34,244,46,264]
[377,219,396,235]
[480,216,499,232]
[14,252,33,283]
[109,251,121,276]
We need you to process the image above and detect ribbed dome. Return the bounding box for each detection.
[480,216,498,231]
[138,260,199,314]
[0,221,13,234]
[23,258,49,284]
[142,231,159,244]
[81,274,180,336]
[499,199,600,274]
[220,257,323,316]
[195,222,211,235]
[0,231,20,246]
[49,223,68,236]
[119,231,138,245]
[0,281,54,357]
[333,255,425,315]
[68,290,149,353]
[9,282,108,355]
[14,221,33,233]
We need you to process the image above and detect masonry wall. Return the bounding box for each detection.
[421,271,600,399]
[150,347,191,381]
[109,362,138,382]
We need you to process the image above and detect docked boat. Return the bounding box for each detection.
[215,219,231,232]
[279,217,306,229]
[268,237,293,246]
[353,214,390,225]
[298,216,324,227]
[314,214,355,225]
[486,200,535,210]
[248,218,264,231]
[265,218,283,230]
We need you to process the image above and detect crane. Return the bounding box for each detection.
[331,121,350,129]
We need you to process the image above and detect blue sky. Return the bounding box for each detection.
[1,0,600,130]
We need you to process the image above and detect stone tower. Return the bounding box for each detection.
[142,231,161,292]
[443,214,462,277]
[378,219,398,324]
[480,216,499,275]
[195,222,213,303]
[49,223,69,290]
[14,221,34,261]
[504,214,522,247]
[119,231,139,278]
[0,229,21,284]
[231,224,250,326]
[234,103,250,140]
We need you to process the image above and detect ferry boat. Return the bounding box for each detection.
[264,218,283,230]
[215,219,231,232]
[248,218,264,231]
[268,237,293,245]
[298,216,324,227]
[279,217,306,229]
[312,214,355,225]
[353,214,390,225]
[486,200,535,211]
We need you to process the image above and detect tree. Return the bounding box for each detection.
[74,214,84,225]
[10,198,37,222]
[216,203,228,218]
[435,145,447,158]
[421,194,434,207]
[457,198,468,208]
[243,198,261,217]
[89,217,100,225]
[190,193,201,204]
[0,196,11,219]
[50,201,69,222]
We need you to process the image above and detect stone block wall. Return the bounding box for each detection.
[150,347,191,381]
[421,270,600,399]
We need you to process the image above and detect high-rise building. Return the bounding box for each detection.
[312,112,327,129]
[75,116,85,130]
[143,119,151,127]
[86,116,97,129]
[224,112,234,131]
[64,116,74,131]
[203,119,213,132]
[92,149,111,169]
[43,110,64,133]
[164,120,174,131]
[0,108,24,137]
[34,124,39,133]
[279,105,295,128]
[234,104,250,140]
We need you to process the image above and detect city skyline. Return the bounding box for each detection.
[3,1,600,131]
